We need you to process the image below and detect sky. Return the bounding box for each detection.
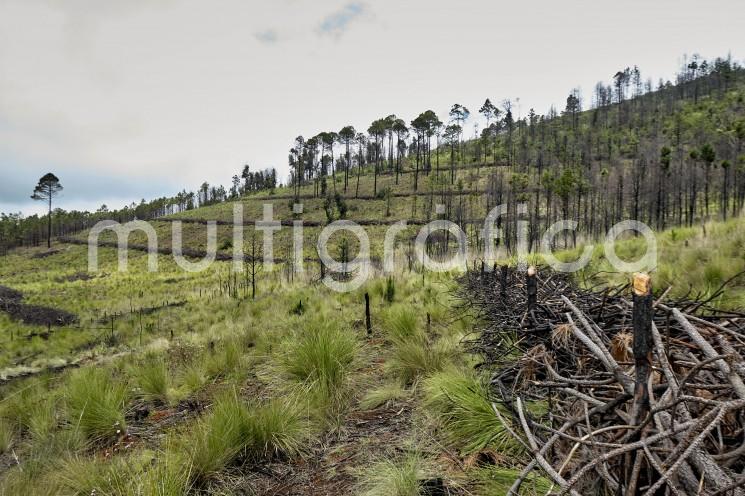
[1,0,744,215]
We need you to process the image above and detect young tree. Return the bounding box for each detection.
[245,231,263,300]
[31,173,63,248]
[368,119,387,196]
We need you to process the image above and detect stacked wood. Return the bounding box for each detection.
[460,266,745,495]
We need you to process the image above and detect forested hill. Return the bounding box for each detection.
[3,55,744,253]
[285,55,745,247]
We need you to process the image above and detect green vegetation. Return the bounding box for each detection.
[358,453,427,496]
[423,367,522,456]
[2,61,745,493]
[554,215,745,308]
[65,367,129,443]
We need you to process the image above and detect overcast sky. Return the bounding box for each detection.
[1,0,743,215]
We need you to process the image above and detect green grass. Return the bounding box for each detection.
[133,355,171,404]
[57,455,133,495]
[423,367,522,457]
[141,449,194,496]
[472,466,551,495]
[280,320,358,415]
[64,367,129,443]
[204,337,244,379]
[0,420,13,455]
[359,453,427,496]
[554,215,745,309]
[244,397,310,459]
[186,391,310,483]
[187,392,251,481]
[359,382,410,410]
[383,305,453,384]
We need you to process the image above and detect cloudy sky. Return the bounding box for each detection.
[1,0,743,215]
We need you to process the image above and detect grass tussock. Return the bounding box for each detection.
[187,391,309,483]
[57,456,132,496]
[472,466,551,495]
[141,449,193,496]
[188,392,249,480]
[280,321,358,418]
[134,356,171,404]
[423,367,522,456]
[359,382,410,410]
[0,420,14,454]
[358,453,427,496]
[383,306,452,384]
[205,338,243,378]
[65,367,129,443]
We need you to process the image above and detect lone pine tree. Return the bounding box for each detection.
[31,173,63,249]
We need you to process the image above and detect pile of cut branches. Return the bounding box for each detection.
[460,266,745,495]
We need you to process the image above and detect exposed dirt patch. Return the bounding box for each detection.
[55,271,95,283]
[216,400,422,496]
[0,285,78,327]
[0,285,22,302]
[31,248,62,259]
[3,302,78,327]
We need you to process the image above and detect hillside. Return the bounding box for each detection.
[2,56,745,495]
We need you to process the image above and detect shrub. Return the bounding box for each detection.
[423,367,522,456]
[65,367,129,443]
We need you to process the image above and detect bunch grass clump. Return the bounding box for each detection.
[383,306,451,384]
[359,382,410,410]
[423,367,522,456]
[187,391,310,483]
[64,367,129,443]
[0,420,13,454]
[280,321,358,413]
[359,453,426,496]
[205,338,243,378]
[134,356,171,404]
[140,449,194,496]
[472,466,551,495]
[188,392,250,480]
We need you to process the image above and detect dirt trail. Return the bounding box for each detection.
[242,400,416,495]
